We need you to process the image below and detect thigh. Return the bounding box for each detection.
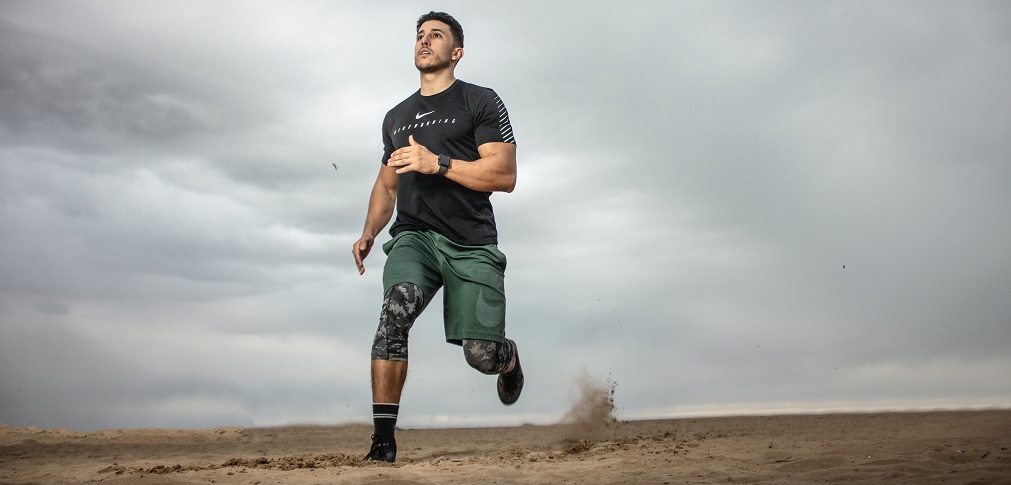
[439,239,508,344]
[381,231,443,305]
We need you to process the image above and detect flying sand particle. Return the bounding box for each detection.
[558,370,617,441]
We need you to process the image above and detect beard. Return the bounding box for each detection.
[415,55,454,74]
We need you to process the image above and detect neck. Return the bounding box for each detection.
[419,68,457,96]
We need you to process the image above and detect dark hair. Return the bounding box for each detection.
[417,11,464,48]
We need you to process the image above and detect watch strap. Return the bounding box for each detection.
[437,154,451,176]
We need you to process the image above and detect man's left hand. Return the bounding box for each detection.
[388,135,438,175]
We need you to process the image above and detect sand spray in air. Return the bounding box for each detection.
[558,369,617,441]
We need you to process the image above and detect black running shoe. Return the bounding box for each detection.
[363,434,396,462]
[497,338,524,405]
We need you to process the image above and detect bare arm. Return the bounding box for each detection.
[387,135,517,193]
[352,164,398,275]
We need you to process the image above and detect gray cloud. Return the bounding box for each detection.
[2,1,1009,431]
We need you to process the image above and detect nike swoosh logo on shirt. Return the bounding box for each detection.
[416,110,435,119]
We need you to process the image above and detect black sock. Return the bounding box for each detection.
[372,403,399,441]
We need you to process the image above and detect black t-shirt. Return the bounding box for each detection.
[381,80,516,246]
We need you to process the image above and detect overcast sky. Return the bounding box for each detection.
[2,1,1009,431]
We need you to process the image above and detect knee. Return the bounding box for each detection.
[382,283,424,323]
[465,351,499,375]
[462,339,503,375]
[372,283,424,361]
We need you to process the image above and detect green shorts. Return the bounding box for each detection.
[382,230,507,344]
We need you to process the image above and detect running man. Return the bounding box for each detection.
[352,11,523,463]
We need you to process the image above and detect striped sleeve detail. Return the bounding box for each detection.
[493,95,516,144]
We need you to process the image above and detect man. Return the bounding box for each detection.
[351,11,523,463]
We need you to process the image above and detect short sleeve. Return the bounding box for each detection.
[472,89,516,146]
[381,112,394,165]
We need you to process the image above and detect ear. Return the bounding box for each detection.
[452,47,464,62]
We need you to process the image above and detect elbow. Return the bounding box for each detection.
[501,161,517,192]
[500,173,516,193]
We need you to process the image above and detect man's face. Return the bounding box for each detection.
[415,20,461,74]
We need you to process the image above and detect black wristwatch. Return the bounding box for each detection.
[437,154,451,176]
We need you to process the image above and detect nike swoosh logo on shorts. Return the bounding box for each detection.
[416,110,435,119]
[475,287,504,328]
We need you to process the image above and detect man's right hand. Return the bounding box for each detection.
[355,164,399,275]
[352,234,375,275]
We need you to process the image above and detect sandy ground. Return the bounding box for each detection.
[1,409,1009,484]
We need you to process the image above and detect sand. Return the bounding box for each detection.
[1,409,1009,484]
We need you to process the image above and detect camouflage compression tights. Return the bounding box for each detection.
[462,338,513,375]
[371,283,424,361]
[370,282,511,375]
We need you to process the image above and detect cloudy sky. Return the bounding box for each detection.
[2,1,1009,431]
